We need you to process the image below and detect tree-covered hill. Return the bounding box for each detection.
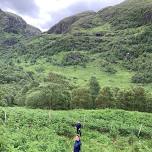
[0,0,152,110]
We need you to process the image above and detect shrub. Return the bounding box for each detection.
[132,72,152,83]
[101,60,117,74]
[44,72,72,89]
[96,87,114,108]
[71,88,92,109]
[26,84,71,110]
[89,76,100,108]
[62,52,89,66]
[115,87,150,112]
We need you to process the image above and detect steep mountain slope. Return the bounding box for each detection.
[7,0,151,85]
[0,9,42,107]
[0,9,41,48]
[0,9,41,36]
[48,11,96,34]
[97,0,152,29]
[48,0,152,34]
[15,0,152,80]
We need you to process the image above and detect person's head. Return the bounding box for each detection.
[77,121,80,124]
[75,135,80,141]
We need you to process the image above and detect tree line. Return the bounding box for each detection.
[1,75,152,113]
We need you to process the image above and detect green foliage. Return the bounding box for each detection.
[0,1,152,151]
[124,53,152,83]
[0,0,152,113]
[71,87,92,109]
[95,86,152,112]
[115,87,151,112]
[132,72,152,83]
[101,60,117,74]
[44,72,71,88]
[0,63,30,84]
[62,52,89,66]
[0,107,152,151]
[89,76,100,108]
[26,83,71,110]
[96,87,114,108]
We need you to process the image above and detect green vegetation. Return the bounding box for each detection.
[62,51,89,66]
[89,76,100,108]
[0,0,152,111]
[0,64,152,112]
[0,0,152,151]
[0,107,152,152]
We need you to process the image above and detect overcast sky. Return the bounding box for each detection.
[0,0,125,31]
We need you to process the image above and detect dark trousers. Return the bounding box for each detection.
[77,129,81,136]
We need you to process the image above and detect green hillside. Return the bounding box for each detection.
[0,0,152,111]
[0,1,152,151]
[0,107,152,152]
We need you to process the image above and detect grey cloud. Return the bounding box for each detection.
[0,0,125,31]
[0,0,39,17]
[40,1,102,30]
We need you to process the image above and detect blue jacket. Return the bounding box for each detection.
[74,140,81,152]
[76,123,81,130]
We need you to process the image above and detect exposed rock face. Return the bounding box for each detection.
[0,9,41,37]
[2,38,18,46]
[48,11,96,34]
[2,12,27,34]
[25,24,41,37]
[143,11,152,23]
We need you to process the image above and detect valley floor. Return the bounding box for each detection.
[0,107,152,152]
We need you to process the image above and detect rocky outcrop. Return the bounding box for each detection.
[143,11,152,23]
[47,11,96,34]
[2,12,27,34]
[0,9,41,37]
[25,24,41,37]
[2,38,18,46]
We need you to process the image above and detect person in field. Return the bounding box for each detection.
[75,121,82,136]
[73,135,81,152]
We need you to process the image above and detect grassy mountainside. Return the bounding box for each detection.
[12,0,152,85]
[0,107,152,152]
[0,0,152,109]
